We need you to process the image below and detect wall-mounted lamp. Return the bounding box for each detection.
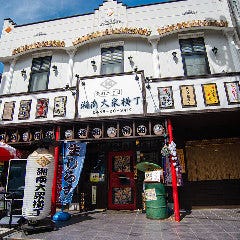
[64,83,77,96]
[212,47,218,55]
[91,60,96,67]
[172,51,177,58]
[128,56,134,63]
[52,65,57,72]
[21,69,26,77]
[172,51,178,63]
[145,77,151,90]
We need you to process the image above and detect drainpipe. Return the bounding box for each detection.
[51,126,60,216]
[167,119,180,222]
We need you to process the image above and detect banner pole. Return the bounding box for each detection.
[51,126,60,216]
[167,119,180,222]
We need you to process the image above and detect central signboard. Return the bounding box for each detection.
[78,74,144,118]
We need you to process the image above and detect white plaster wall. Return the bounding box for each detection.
[158,30,235,78]
[3,51,69,94]
[74,38,153,77]
[158,35,185,78]
[204,30,235,73]
[0,0,233,58]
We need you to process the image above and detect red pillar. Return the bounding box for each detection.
[51,126,60,216]
[167,119,180,222]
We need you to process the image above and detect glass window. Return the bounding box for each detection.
[180,38,210,76]
[101,46,123,75]
[28,56,52,92]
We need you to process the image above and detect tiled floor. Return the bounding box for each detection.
[4,208,240,240]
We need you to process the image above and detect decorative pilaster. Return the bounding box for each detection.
[66,49,76,87]
[149,39,160,78]
[224,29,240,72]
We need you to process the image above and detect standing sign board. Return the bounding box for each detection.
[22,148,54,221]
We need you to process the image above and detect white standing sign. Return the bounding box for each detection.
[22,148,54,221]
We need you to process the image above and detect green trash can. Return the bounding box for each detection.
[144,182,168,219]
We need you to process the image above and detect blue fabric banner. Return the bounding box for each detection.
[60,142,87,205]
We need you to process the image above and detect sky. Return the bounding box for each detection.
[0,0,168,72]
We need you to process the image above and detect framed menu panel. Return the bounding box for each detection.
[224,81,240,104]
[180,85,197,107]
[202,83,220,106]
[158,86,174,109]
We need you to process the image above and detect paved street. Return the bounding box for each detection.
[3,208,240,240]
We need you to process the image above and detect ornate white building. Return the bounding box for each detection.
[0,0,239,210]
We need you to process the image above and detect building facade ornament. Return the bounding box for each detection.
[12,40,66,55]
[157,20,228,36]
[73,27,151,46]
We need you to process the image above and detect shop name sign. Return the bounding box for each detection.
[100,19,122,26]
[78,74,144,118]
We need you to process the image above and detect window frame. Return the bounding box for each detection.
[179,37,210,77]
[100,46,124,75]
[28,56,52,92]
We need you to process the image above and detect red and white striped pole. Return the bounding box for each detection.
[51,126,60,216]
[167,119,180,222]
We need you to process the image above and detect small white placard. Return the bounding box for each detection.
[145,170,163,182]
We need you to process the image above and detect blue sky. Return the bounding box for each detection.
[0,0,168,72]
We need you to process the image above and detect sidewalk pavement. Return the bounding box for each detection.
[2,208,240,240]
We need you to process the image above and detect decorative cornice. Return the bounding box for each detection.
[12,40,66,55]
[73,27,151,46]
[157,20,228,36]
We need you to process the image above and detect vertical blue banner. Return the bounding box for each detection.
[60,142,87,205]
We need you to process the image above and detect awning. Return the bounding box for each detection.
[0,142,17,161]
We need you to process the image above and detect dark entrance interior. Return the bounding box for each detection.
[171,110,240,209]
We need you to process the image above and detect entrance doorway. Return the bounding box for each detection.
[108,151,136,210]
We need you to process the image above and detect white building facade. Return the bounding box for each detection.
[0,0,240,210]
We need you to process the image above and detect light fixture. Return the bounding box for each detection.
[212,46,218,55]
[128,56,134,64]
[172,51,177,58]
[52,65,57,72]
[21,69,26,77]
[91,60,96,67]
[64,83,76,96]
[145,77,151,89]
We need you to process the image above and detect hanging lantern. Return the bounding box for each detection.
[10,132,20,142]
[153,124,164,136]
[22,132,32,142]
[137,125,147,136]
[122,126,132,137]
[65,130,74,140]
[92,128,102,139]
[34,131,43,141]
[45,131,54,139]
[0,133,8,143]
[78,129,87,139]
[107,127,117,138]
